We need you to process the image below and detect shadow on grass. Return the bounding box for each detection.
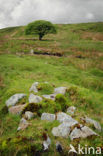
[12,38,54,42]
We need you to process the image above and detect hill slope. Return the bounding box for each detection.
[0,22,103,155]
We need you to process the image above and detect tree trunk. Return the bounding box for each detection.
[39,34,42,40]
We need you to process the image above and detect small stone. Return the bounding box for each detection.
[25,111,34,120]
[29,82,39,93]
[43,135,51,151]
[54,87,67,95]
[41,113,55,122]
[67,106,76,115]
[17,118,29,131]
[9,104,26,115]
[70,126,98,140]
[42,94,56,101]
[6,94,26,107]
[30,49,34,54]
[29,93,42,103]
[82,116,102,132]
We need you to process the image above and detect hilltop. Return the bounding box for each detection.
[0,22,103,155]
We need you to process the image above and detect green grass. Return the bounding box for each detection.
[0,22,103,155]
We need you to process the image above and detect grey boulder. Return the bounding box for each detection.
[25,111,34,120]
[29,93,42,103]
[6,94,26,107]
[52,121,78,138]
[52,113,78,138]
[41,113,55,122]
[67,106,76,115]
[70,126,98,140]
[29,82,39,93]
[54,87,67,95]
[56,112,78,124]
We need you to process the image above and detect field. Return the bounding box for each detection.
[0,22,103,155]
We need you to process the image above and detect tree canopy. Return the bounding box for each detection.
[25,20,57,40]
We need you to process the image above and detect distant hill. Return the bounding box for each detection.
[0,22,103,56]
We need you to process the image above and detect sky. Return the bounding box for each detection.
[0,0,103,29]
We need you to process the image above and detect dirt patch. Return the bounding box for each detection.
[82,32,103,41]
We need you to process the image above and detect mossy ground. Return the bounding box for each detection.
[0,22,103,155]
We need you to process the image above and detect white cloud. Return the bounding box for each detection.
[0,0,103,28]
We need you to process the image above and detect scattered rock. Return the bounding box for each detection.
[29,93,42,103]
[6,94,26,107]
[9,104,26,115]
[70,126,98,140]
[42,94,56,101]
[56,112,78,124]
[25,111,34,120]
[56,142,63,153]
[17,118,29,131]
[54,87,67,95]
[41,113,55,122]
[43,134,51,151]
[29,82,39,93]
[81,116,102,132]
[67,106,76,115]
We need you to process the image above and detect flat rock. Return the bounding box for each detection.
[25,111,34,120]
[54,87,67,95]
[41,113,55,122]
[9,104,26,115]
[67,106,76,115]
[6,94,26,107]
[56,112,78,124]
[42,94,56,101]
[70,126,98,140]
[29,93,42,103]
[17,118,29,131]
[52,122,71,138]
[82,116,102,132]
[29,82,39,93]
[52,117,78,138]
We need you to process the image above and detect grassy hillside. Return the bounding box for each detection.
[0,22,103,155]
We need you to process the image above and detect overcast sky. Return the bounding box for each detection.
[0,0,103,28]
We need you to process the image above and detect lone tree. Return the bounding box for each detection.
[25,20,57,40]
